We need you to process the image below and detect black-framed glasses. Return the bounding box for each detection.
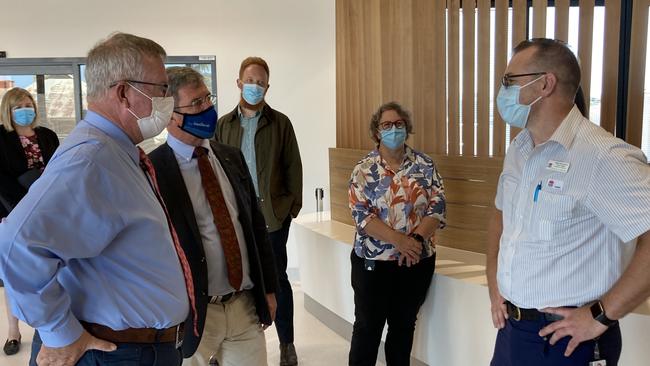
[110,80,169,95]
[175,94,217,110]
[501,72,546,88]
[379,119,406,131]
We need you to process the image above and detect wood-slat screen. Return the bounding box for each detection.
[335,0,648,156]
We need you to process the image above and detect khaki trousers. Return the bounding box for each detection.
[186,291,267,366]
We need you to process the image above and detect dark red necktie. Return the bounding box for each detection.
[138,147,198,336]
[193,147,243,290]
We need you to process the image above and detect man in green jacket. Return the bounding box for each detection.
[216,56,303,366]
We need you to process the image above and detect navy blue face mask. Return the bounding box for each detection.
[176,105,218,139]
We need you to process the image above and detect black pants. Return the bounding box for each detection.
[348,251,436,366]
[270,217,294,344]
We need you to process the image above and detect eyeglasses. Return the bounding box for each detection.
[379,119,406,131]
[110,80,169,95]
[501,72,546,88]
[176,94,217,110]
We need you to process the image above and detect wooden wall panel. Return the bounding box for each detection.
[493,0,508,156]
[601,0,621,135]
[532,0,548,38]
[462,0,476,156]
[554,0,570,41]
[510,0,527,141]
[476,0,490,157]
[433,0,448,155]
[578,0,595,117]
[627,0,649,147]
[413,0,436,152]
[448,0,461,155]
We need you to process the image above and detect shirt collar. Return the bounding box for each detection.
[237,105,261,120]
[511,104,582,154]
[547,105,582,150]
[371,144,416,169]
[83,110,139,164]
[166,133,210,162]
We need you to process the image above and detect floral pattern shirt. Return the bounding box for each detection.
[19,134,45,170]
[348,146,446,260]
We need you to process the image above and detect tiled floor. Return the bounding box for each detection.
[0,283,372,366]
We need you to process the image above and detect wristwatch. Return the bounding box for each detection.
[590,300,616,327]
[408,232,426,245]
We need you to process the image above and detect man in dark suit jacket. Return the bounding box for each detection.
[149,67,277,366]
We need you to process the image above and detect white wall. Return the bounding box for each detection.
[0,0,337,269]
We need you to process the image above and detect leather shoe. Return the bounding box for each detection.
[279,343,298,366]
[3,338,20,356]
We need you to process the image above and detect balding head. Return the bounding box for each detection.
[513,38,581,101]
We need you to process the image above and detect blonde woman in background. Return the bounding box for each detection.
[0,87,59,356]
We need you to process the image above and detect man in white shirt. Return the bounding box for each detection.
[487,38,650,366]
[149,67,278,366]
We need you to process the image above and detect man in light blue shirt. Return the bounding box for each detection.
[0,33,190,366]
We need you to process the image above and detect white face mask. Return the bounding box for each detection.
[126,82,174,141]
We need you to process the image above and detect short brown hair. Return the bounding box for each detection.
[0,88,38,132]
[239,57,270,79]
[369,101,413,145]
[513,38,581,99]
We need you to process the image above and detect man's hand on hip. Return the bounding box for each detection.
[489,288,508,329]
[36,330,116,366]
[539,305,609,357]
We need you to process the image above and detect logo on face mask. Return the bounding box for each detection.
[242,84,265,106]
[380,126,407,150]
[496,75,545,128]
[177,105,218,139]
[13,107,36,126]
[126,82,174,141]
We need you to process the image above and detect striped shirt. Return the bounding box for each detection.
[495,105,650,309]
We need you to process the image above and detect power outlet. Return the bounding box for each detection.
[0,51,6,58]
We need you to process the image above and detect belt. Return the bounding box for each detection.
[505,301,565,322]
[81,321,184,344]
[209,291,242,304]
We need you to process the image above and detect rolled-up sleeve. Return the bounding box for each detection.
[349,165,376,235]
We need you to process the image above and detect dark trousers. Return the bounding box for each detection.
[270,217,294,344]
[491,316,622,366]
[348,251,436,366]
[30,330,182,366]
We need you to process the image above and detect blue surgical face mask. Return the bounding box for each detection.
[177,105,218,139]
[242,83,265,106]
[12,107,36,126]
[380,126,407,150]
[496,75,545,128]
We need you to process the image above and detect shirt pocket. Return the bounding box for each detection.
[501,175,519,222]
[534,190,576,242]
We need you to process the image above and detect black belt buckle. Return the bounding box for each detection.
[506,301,522,321]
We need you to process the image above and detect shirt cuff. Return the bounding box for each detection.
[38,314,84,348]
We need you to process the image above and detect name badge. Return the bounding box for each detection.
[546,179,564,191]
[546,160,570,173]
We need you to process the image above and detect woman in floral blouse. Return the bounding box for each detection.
[348,101,446,366]
[0,87,59,356]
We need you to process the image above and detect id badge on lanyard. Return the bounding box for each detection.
[588,341,606,366]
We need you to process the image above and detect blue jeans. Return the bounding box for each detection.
[30,331,182,366]
[491,317,622,366]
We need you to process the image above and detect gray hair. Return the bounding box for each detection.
[166,67,205,104]
[369,101,413,145]
[85,32,166,101]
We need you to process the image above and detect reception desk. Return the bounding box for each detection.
[294,212,650,365]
